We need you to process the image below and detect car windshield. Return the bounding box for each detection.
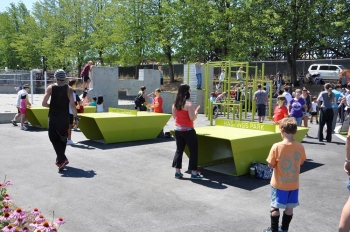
[339,65,345,70]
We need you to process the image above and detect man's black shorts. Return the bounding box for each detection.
[257,104,266,116]
[160,78,164,85]
[83,76,90,82]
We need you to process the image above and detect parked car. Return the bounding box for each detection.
[307,64,346,80]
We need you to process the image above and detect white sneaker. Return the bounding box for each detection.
[67,140,75,145]
[20,126,28,131]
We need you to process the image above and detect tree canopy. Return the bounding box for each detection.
[0,0,349,83]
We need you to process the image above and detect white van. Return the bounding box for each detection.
[308,64,345,80]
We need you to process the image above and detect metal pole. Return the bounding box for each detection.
[44,71,47,90]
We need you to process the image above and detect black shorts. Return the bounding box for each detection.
[69,114,73,125]
[311,112,318,116]
[257,104,266,116]
[83,76,90,82]
[160,78,164,85]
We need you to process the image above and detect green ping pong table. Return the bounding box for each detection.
[77,108,172,144]
[171,119,308,176]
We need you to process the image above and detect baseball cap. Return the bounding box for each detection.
[54,69,66,80]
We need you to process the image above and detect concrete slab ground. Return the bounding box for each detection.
[0,114,348,232]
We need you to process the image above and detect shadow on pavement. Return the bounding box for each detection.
[188,160,325,191]
[77,137,175,150]
[59,166,97,178]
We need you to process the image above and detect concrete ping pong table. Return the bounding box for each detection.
[26,106,96,128]
[171,119,309,176]
[77,108,172,144]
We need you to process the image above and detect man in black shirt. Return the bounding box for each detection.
[42,69,77,171]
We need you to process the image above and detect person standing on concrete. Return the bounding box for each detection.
[18,84,31,130]
[339,125,350,232]
[254,84,268,123]
[42,69,77,171]
[195,60,203,90]
[282,86,293,109]
[264,118,306,232]
[172,84,203,179]
[317,83,336,142]
[81,61,93,90]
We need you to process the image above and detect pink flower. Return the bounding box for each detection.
[20,227,29,232]
[12,208,26,219]
[14,217,27,226]
[0,212,12,222]
[1,224,16,232]
[2,181,13,188]
[35,215,46,223]
[55,217,65,225]
[36,221,54,232]
[2,194,12,203]
[2,204,11,212]
[31,208,41,216]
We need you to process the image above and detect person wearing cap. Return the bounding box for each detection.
[42,69,77,171]
[273,95,288,124]
[18,84,31,130]
[11,85,28,127]
[81,61,93,90]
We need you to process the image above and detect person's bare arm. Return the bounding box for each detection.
[68,88,77,116]
[186,101,198,121]
[42,85,52,107]
[345,126,350,175]
[172,104,176,119]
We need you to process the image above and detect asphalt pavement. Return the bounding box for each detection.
[0,114,348,232]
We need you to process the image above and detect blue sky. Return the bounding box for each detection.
[0,0,36,12]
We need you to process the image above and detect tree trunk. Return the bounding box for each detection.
[286,44,298,86]
[135,64,139,79]
[98,50,103,66]
[165,45,174,83]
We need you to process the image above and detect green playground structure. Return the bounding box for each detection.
[198,61,273,123]
[171,119,309,176]
[77,108,171,144]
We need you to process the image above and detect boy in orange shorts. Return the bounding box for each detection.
[264,118,306,232]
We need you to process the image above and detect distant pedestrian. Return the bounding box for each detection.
[310,97,319,124]
[289,89,306,126]
[236,67,245,83]
[264,118,306,232]
[81,61,93,90]
[172,84,203,179]
[90,97,97,106]
[42,69,77,171]
[317,83,336,142]
[152,88,163,113]
[253,84,268,123]
[282,86,293,109]
[273,95,288,124]
[11,87,23,126]
[134,86,148,111]
[195,60,203,89]
[96,95,105,113]
[219,69,225,86]
[18,84,31,130]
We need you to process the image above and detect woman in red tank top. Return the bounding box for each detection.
[171,84,203,179]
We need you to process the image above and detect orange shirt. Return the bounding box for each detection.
[273,105,288,123]
[153,97,163,113]
[266,141,306,190]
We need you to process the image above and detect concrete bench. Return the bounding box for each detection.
[77,108,171,144]
[171,119,308,176]
[26,106,96,128]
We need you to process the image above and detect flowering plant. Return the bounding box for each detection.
[0,177,65,232]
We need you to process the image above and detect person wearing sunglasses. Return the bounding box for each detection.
[273,95,288,124]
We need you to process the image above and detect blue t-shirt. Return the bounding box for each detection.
[290,98,305,118]
[332,90,343,108]
[195,64,201,74]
